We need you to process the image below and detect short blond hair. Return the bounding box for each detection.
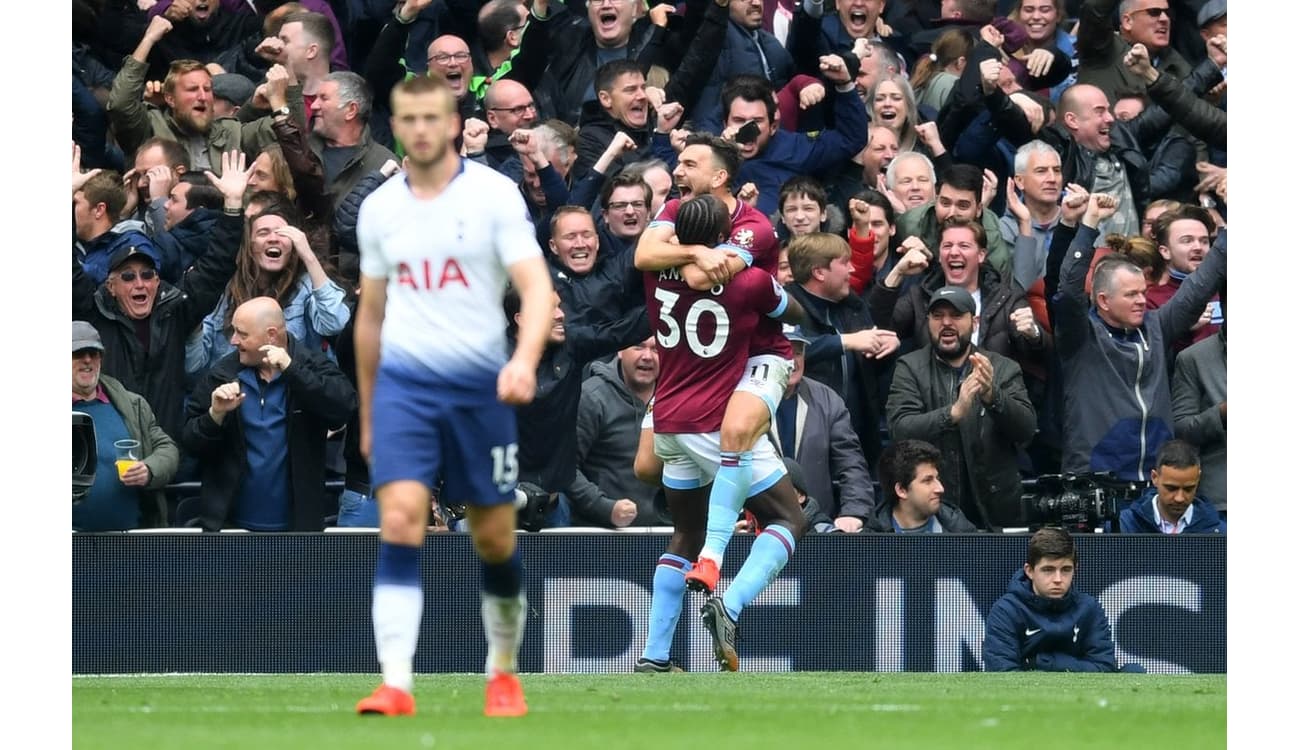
[163,59,210,96]
[787,232,850,284]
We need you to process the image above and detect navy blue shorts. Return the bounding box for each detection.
[370,367,519,506]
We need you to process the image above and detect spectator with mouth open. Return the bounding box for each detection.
[187,198,351,379]
[108,15,287,176]
[598,170,653,256]
[573,60,656,181]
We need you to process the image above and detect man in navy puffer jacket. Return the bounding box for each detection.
[983,527,1122,672]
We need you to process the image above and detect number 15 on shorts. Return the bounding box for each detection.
[492,443,520,491]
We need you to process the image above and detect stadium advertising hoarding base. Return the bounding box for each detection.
[72,533,1224,674]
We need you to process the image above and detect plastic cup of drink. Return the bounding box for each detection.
[115,439,141,480]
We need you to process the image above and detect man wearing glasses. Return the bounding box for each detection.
[1076,0,1198,101]
[482,80,539,179]
[73,150,251,441]
[599,171,652,254]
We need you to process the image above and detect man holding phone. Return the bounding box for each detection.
[718,55,868,215]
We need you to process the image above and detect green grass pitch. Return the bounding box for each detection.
[73,672,1225,749]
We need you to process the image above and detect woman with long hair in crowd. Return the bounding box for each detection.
[868,73,925,154]
[186,193,351,379]
[1010,0,1076,101]
[910,29,973,113]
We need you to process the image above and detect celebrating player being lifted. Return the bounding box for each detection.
[636,186,808,672]
[635,134,796,597]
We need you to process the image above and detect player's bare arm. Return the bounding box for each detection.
[778,295,806,326]
[635,223,742,288]
[500,255,555,405]
[353,274,388,462]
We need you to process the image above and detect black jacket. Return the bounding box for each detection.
[72,211,243,441]
[527,8,667,125]
[885,346,1038,529]
[513,316,650,494]
[547,241,646,337]
[869,497,979,533]
[151,208,220,283]
[572,100,656,182]
[784,284,891,468]
[148,10,266,82]
[868,265,1043,361]
[180,334,357,532]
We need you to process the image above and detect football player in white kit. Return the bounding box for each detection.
[352,74,554,718]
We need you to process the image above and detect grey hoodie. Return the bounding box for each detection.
[568,357,667,527]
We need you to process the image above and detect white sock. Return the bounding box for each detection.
[481,592,527,676]
[373,583,423,692]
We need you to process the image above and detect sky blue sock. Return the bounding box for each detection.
[642,554,692,662]
[701,451,752,562]
[722,525,796,621]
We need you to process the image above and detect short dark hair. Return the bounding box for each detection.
[178,174,224,211]
[1026,527,1076,567]
[956,0,997,23]
[478,0,523,52]
[674,195,731,247]
[600,171,652,210]
[877,439,941,506]
[852,188,896,227]
[1153,204,1215,247]
[721,75,777,123]
[503,286,521,337]
[682,132,741,190]
[283,11,335,58]
[1155,439,1201,471]
[245,189,301,224]
[80,171,127,222]
[778,176,827,211]
[595,59,644,96]
[135,137,190,172]
[392,73,454,109]
[937,163,983,198]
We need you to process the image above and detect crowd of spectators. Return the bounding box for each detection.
[71,0,1227,536]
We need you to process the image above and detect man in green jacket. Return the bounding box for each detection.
[892,164,1012,280]
[72,322,179,531]
[107,15,303,176]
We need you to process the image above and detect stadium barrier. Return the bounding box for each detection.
[72,533,1224,674]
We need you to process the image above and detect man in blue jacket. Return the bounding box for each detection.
[983,527,1120,672]
[723,68,867,216]
[1118,439,1225,534]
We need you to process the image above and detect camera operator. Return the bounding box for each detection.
[72,321,178,531]
[1117,439,1225,534]
[984,527,1138,673]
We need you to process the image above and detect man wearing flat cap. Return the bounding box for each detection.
[73,321,179,530]
[885,285,1037,530]
[211,73,256,118]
